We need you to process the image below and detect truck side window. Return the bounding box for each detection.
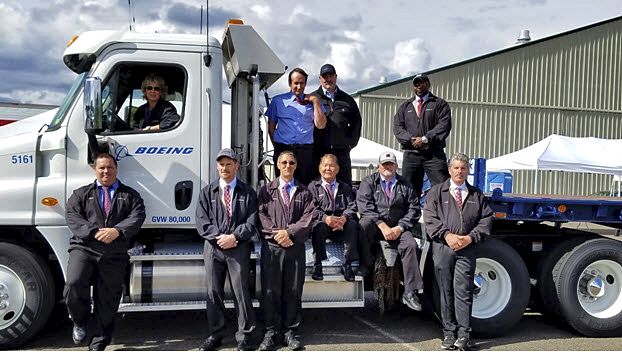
[100,64,186,134]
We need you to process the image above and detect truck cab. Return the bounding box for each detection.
[0,21,367,349]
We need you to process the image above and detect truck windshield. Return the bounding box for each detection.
[48,73,86,130]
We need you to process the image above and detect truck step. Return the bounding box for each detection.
[118,293,364,312]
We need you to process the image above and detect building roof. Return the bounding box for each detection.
[353,14,622,96]
[0,102,57,121]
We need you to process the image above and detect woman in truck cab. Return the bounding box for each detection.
[132,74,180,131]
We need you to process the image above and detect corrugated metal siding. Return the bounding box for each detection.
[356,18,622,195]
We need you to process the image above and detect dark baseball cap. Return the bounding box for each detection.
[216,148,237,161]
[412,73,430,84]
[320,64,337,75]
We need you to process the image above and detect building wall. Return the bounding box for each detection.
[355,17,622,195]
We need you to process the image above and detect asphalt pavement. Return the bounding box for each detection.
[22,293,622,351]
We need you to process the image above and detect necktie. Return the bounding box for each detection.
[417,98,424,117]
[282,184,291,210]
[455,187,463,209]
[102,186,111,216]
[385,181,392,202]
[325,183,335,211]
[224,185,231,223]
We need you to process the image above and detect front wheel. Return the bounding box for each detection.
[0,243,55,349]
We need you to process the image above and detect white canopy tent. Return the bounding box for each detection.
[486,134,622,194]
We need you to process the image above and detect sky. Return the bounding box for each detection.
[0,0,621,105]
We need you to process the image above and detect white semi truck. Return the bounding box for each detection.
[1,19,621,349]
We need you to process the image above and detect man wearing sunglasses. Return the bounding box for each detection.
[257,151,315,351]
[132,74,180,131]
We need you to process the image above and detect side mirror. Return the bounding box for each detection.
[84,77,102,134]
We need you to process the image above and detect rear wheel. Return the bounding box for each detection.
[536,237,592,319]
[471,239,530,337]
[557,238,622,336]
[0,243,55,349]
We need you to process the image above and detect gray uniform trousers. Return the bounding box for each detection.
[359,217,423,292]
[432,241,477,338]
[204,241,256,342]
[260,241,306,338]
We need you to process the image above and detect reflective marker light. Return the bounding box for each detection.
[66,35,79,48]
[41,197,59,206]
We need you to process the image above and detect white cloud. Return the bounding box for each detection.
[0,90,67,105]
[250,4,271,19]
[1,0,621,104]
[390,38,431,77]
[0,3,27,46]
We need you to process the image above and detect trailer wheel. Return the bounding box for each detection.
[471,239,530,337]
[557,238,622,336]
[536,237,592,319]
[0,243,55,349]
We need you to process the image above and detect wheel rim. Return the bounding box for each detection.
[576,259,622,319]
[472,258,512,319]
[0,265,27,329]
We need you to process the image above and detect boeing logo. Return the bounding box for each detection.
[113,144,130,161]
[134,146,194,155]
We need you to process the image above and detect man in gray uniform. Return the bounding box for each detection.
[356,151,423,311]
[64,153,145,351]
[258,151,315,351]
[308,153,359,281]
[424,153,493,351]
[196,148,257,351]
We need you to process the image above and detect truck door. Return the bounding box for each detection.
[66,48,202,228]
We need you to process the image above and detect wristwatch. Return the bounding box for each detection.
[421,136,428,143]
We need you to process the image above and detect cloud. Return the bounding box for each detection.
[390,38,431,77]
[251,4,271,19]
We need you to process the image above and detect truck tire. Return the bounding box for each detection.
[536,237,592,320]
[0,243,55,349]
[471,239,530,337]
[556,238,622,336]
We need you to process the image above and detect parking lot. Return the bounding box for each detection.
[22,293,622,351]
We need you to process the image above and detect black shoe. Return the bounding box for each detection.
[284,334,303,351]
[312,262,323,280]
[356,265,370,277]
[441,334,456,350]
[199,336,222,351]
[72,324,87,345]
[259,331,281,351]
[342,263,355,282]
[88,345,107,351]
[454,337,472,351]
[402,291,422,311]
[237,339,252,351]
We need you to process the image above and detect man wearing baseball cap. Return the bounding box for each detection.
[310,63,362,186]
[393,73,451,197]
[356,151,424,311]
[196,148,258,351]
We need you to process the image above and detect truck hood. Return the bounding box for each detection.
[0,108,58,139]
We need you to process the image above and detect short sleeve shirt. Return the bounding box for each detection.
[266,92,317,145]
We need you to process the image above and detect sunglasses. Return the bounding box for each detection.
[280,161,296,166]
[146,86,161,91]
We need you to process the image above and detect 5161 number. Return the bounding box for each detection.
[11,154,33,164]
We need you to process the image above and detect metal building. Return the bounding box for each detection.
[353,15,622,195]
[0,102,57,126]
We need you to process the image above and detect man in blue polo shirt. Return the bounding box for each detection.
[267,67,326,185]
